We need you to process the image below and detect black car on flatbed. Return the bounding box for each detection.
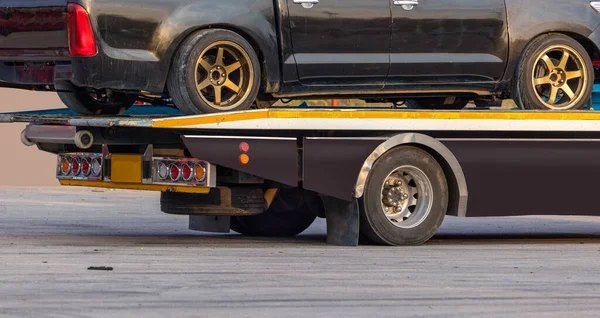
[1,0,600,114]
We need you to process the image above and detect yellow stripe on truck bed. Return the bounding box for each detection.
[152,108,600,129]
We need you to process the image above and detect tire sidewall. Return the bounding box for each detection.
[360,146,448,246]
[517,34,593,110]
[172,29,261,114]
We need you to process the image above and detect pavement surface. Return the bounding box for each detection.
[1,187,600,317]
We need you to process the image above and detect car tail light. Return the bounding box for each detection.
[153,158,212,186]
[67,3,97,57]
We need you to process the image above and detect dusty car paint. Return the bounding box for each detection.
[0,0,599,99]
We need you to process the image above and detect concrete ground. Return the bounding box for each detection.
[1,187,600,317]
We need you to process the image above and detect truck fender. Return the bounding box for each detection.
[354,133,469,217]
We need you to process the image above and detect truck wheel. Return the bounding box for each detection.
[234,188,321,237]
[168,29,261,114]
[359,146,448,246]
[58,91,136,115]
[515,34,593,110]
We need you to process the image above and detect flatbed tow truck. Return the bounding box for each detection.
[3,105,600,246]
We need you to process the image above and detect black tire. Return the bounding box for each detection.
[229,217,252,236]
[359,146,448,246]
[404,98,468,110]
[58,91,136,115]
[167,29,261,114]
[235,188,321,237]
[514,34,593,110]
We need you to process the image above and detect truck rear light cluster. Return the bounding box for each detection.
[57,153,102,180]
[67,3,98,57]
[153,158,208,185]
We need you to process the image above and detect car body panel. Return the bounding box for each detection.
[285,0,390,87]
[70,0,279,93]
[0,0,600,101]
[501,0,600,87]
[388,0,508,84]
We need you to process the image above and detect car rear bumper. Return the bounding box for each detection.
[0,62,72,87]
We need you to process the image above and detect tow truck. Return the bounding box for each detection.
[3,105,600,246]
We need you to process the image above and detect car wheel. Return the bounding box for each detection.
[234,188,321,237]
[359,146,448,246]
[515,34,593,110]
[58,91,136,115]
[168,29,261,114]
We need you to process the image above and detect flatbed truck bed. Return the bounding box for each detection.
[4,106,600,246]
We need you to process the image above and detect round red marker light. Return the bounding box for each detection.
[170,164,181,181]
[81,158,91,176]
[72,157,81,176]
[182,162,193,181]
[239,142,250,153]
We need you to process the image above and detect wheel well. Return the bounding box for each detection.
[557,31,600,61]
[164,25,266,93]
[411,144,463,217]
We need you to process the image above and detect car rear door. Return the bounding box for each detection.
[387,0,508,85]
[286,0,391,87]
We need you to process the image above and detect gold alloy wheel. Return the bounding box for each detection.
[194,41,254,111]
[531,45,588,110]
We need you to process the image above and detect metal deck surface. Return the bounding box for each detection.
[5,106,600,132]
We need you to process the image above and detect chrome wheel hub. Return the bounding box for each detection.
[380,165,433,229]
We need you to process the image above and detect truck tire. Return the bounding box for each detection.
[514,34,593,110]
[234,188,321,237]
[58,91,136,115]
[168,29,261,114]
[359,146,448,246]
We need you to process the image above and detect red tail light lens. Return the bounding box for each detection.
[81,158,91,176]
[71,157,81,176]
[169,164,181,181]
[67,3,97,57]
[182,163,193,181]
